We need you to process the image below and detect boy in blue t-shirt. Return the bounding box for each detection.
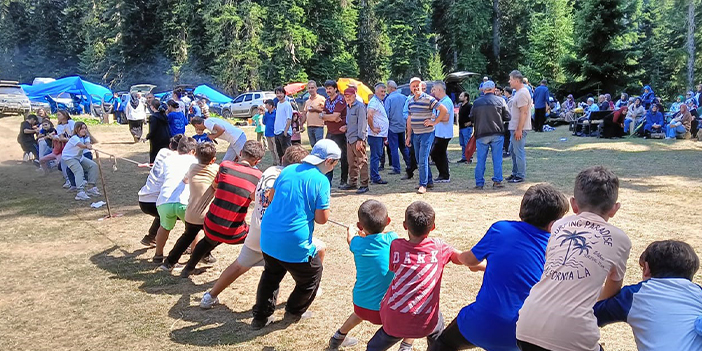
[594,240,702,351]
[262,99,279,165]
[429,184,570,351]
[329,199,415,350]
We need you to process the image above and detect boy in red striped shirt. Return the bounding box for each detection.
[180,140,265,278]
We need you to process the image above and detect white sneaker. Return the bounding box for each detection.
[200,292,219,309]
[62,180,72,189]
[86,187,101,196]
[75,191,90,201]
[67,186,77,192]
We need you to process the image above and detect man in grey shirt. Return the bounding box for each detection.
[341,87,370,194]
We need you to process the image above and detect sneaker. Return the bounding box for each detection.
[456,159,467,164]
[502,152,510,158]
[339,184,358,191]
[508,177,525,183]
[179,266,195,278]
[505,175,516,181]
[284,310,313,322]
[75,191,90,201]
[474,185,484,190]
[251,316,276,330]
[201,253,217,264]
[401,174,413,180]
[199,292,220,309]
[417,186,427,194]
[152,255,164,264]
[157,263,174,272]
[356,186,369,194]
[398,341,414,351]
[388,170,401,175]
[493,181,504,188]
[62,180,71,189]
[337,182,348,189]
[140,236,156,247]
[329,335,359,349]
[434,177,450,183]
[371,179,388,185]
[379,166,385,171]
[86,187,101,196]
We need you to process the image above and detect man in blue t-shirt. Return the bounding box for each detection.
[252,139,342,330]
[429,184,569,351]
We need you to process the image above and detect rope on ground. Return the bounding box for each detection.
[91,148,150,219]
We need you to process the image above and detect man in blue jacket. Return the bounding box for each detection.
[532,80,549,132]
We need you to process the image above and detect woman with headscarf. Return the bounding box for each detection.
[602,105,627,138]
[145,98,172,163]
[615,93,629,110]
[624,98,645,134]
[561,94,576,122]
[665,104,693,139]
[126,92,147,142]
[670,95,684,113]
[641,85,655,110]
[639,103,664,138]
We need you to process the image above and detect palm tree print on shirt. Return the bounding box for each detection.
[556,230,593,267]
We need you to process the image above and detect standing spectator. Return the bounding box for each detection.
[367,83,389,185]
[190,116,246,162]
[502,88,513,157]
[456,92,473,163]
[401,82,427,180]
[302,80,326,147]
[252,105,265,148]
[126,92,147,143]
[429,82,454,182]
[173,89,186,113]
[321,80,349,187]
[262,100,279,165]
[479,76,489,96]
[384,80,410,174]
[112,92,124,124]
[695,84,702,107]
[532,80,550,132]
[342,88,370,194]
[469,80,510,189]
[166,100,187,137]
[615,93,629,110]
[252,139,341,330]
[506,70,532,184]
[146,99,172,164]
[197,99,210,119]
[405,78,448,194]
[273,86,293,163]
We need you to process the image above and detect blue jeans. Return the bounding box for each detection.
[412,132,435,187]
[509,130,527,179]
[307,126,324,147]
[666,124,686,138]
[368,136,384,182]
[623,117,633,133]
[387,131,410,173]
[458,127,473,160]
[475,135,504,186]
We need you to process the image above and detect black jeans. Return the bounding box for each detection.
[503,122,511,153]
[430,137,451,179]
[139,201,160,242]
[165,222,203,266]
[534,107,546,132]
[274,133,292,163]
[428,318,474,351]
[406,133,418,177]
[517,340,604,351]
[366,312,444,351]
[184,235,220,270]
[252,253,323,321]
[325,133,348,185]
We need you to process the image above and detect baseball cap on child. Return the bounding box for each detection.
[302,139,342,165]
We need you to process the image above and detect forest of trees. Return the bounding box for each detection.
[0,0,700,100]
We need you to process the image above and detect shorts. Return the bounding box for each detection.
[354,304,382,325]
[156,203,187,231]
[235,245,265,268]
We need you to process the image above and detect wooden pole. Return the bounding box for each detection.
[95,151,113,218]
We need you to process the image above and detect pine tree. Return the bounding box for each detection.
[521,0,573,84]
[356,0,389,84]
[305,0,359,82]
[378,0,434,81]
[433,0,491,73]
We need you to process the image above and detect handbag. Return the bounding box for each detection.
[464,135,477,161]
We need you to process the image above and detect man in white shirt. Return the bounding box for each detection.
[273,86,293,163]
[506,70,533,184]
[429,82,454,182]
[367,83,389,185]
[190,116,246,161]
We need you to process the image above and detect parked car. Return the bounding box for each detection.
[0,80,32,118]
[221,91,275,119]
[397,71,480,103]
[130,84,156,95]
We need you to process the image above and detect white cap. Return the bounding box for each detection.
[302,139,342,165]
[409,77,422,85]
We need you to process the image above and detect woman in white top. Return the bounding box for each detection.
[62,122,101,201]
[54,110,76,189]
[126,92,148,142]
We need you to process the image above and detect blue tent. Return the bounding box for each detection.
[194,85,233,104]
[21,76,112,104]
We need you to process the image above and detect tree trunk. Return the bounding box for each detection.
[687,0,696,90]
[492,0,500,66]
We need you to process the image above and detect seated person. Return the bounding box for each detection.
[665,103,693,139]
[641,85,655,110]
[597,94,610,111]
[573,98,599,135]
[615,93,629,110]
[602,106,628,139]
[594,240,702,351]
[605,93,615,110]
[624,97,645,134]
[639,103,664,137]
[670,95,684,113]
[560,94,576,122]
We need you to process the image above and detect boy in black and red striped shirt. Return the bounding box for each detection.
[180,140,265,278]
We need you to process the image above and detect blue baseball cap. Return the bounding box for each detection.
[303,139,342,165]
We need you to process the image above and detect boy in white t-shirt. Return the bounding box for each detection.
[152,136,198,263]
[516,166,632,351]
[198,145,320,308]
[191,116,246,162]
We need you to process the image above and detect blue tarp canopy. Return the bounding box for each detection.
[194,85,233,104]
[21,76,112,103]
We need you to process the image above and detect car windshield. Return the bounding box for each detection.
[0,87,23,95]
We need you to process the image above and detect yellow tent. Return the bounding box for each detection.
[337,78,373,104]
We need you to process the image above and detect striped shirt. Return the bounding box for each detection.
[408,93,439,134]
[380,237,455,338]
[203,161,262,244]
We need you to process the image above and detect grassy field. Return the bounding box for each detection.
[1,114,701,351]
